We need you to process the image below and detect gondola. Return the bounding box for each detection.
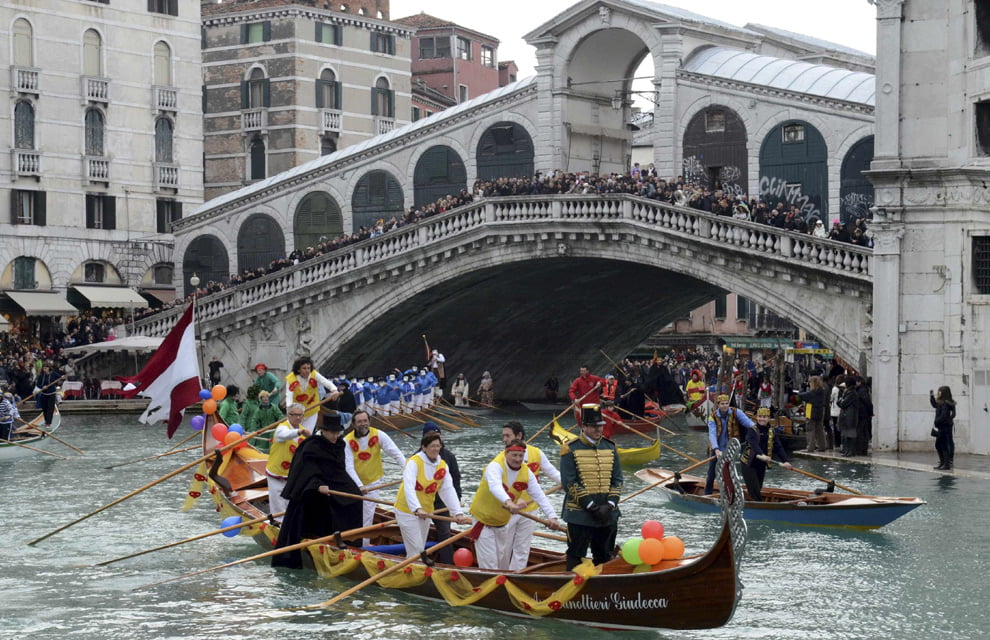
[187,428,749,630]
[634,467,925,529]
[0,407,63,461]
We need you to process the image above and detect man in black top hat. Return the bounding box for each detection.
[559,404,622,570]
[272,412,363,569]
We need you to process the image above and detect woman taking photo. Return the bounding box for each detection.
[930,386,956,471]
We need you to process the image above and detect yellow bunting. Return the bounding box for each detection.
[181,461,210,511]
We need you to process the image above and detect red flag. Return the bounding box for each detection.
[116,304,201,438]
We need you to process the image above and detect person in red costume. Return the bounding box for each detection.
[568,366,606,428]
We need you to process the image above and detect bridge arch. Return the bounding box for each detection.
[412,145,468,208]
[839,134,875,224]
[237,213,284,272]
[758,119,828,222]
[350,169,403,231]
[293,190,343,250]
[475,121,535,180]
[681,104,748,195]
[182,234,228,296]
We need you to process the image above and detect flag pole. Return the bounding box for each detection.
[189,273,204,387]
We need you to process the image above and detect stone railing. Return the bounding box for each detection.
[242,108,267,131]
[137,194,872,334]
[374,116,395,135]
[82,76,110,103]
[11,149,40,177]
[153,85,178,112]
[84,155,110,183]
[154,162,179,190]
[321,108,342,133]
[11,66,39,94]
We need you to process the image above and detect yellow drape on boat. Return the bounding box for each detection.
[181,461,210,511]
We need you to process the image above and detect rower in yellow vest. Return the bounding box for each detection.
[470,439,561,570]
[284,356,339,430]
[265,403,310,523]
[343,409,406,534]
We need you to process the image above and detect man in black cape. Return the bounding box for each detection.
[272,413,363,569]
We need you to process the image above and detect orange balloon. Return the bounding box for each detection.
[223,431,246,449]
[211,385,227,401]
[202,399,217,415]
[661,535,685,560]
[638,537,664,565]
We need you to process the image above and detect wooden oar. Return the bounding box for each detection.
[436,399,481,425]
[432,403,479,427]
[14,416,85,454]
[138,519,399,590]
[0,437,69,459]
[787,465,863,495]
[164,430,203,452]
[373,410,418,440]
[527,387,598,444]
[419,408,464,431]
[93,510,287,566]
[620,456,715,503]
[300,524,479,609]
[27,419,281,546]
[15,375,66,408]
[615,406,677,436]
[465,397,500,411]
[104,444,200,470]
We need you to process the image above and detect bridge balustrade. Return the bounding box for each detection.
[141,194,872,334]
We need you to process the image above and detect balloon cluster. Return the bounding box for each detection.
[620,520,685,568]
[198,385,227,416]
[210,422,247,449]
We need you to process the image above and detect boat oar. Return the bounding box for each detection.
[465,397,500,411]
[164,430,203,452]
[373,411,418,440]
[527,387,597,444]
[0,437,69,459]
[299,524,481,610]
[787,465,863,495]
[436,399,481,424]
[615,406,677,436]
[104,444,201,470]
[27,419,281,546]
[620,456,714,503]
[15,375,66,408]
[93,510,288,566]
[138,519,399,590]
[419,408,464,431]
[14,416,85,454]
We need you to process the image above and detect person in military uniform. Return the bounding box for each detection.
[740,407,792,501]
[559,404,622,570]
[704,394,760,495]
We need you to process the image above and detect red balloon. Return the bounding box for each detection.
[452,547,474,568]
[211,423,228,442]
[641,520,665,540]
[202,399,218,415]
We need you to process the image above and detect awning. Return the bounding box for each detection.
[0,315,8,330]
[140,288,177,307]
[63,335,163,355]
[4,291,79,316]
[70,285,149,309]
[721,337,788,350]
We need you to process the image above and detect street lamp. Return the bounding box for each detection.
[189,272,204,386]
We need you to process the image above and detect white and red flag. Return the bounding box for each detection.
[117,304,202,438]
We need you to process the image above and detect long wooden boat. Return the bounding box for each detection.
[634,467,925,530]
[551,422,659,466]
[0,407,63,461]
[189,428,749,630]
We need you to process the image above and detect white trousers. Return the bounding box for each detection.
[475,519,516,570]
[267,475,288,523]
[506,514,539,571]
[396,510,431,558]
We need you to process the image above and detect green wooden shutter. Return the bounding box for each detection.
[240,24,248,44]
[35,191,46,226]
[10,190,17,225]
[315,79,324,108]
[262,21,271,42]
[262,78,271,108]
[103,195,116,230]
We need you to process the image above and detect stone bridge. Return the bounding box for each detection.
[137,194,872,399]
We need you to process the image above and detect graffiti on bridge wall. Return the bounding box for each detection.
[682,156,746,196]
[758,175,821,220]
[682,155,706,185]
[841,192,873,222]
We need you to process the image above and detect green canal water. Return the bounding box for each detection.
[1,411,986,640]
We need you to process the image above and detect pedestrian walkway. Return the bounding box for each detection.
[793,447,989,480]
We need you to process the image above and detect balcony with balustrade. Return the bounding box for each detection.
[84,156,110,183]
[153,85,178,112]
[11,66,39,94]
[11,149,41,179]
[242,108,267,132]
[374,116,395,136]
[82,76,110,104]
[154,163,179,191]
[320,109,342,134]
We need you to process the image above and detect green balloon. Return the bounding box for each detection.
[621,537,644,564]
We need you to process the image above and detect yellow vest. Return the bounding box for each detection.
[265,422,303,478]
[470,456,532,526]
[286,372,321,418]
[395,453,449,515]
[344,427,384,485]
[686,379,707,402]
[493,444,543,513]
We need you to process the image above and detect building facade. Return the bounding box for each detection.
[1,0,203,336]
[201,0,413,201]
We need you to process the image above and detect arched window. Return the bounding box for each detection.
[249,137,265,180]
[476,122,535,180]
[182,236,229,297]
[14,101,34,149]
[153,41,171,86]
[85,108,105,156]
[372,77,394,117]
[13,19,33,67]
[413,145,467,208]
[237,214,285,272]
[155,117,173,163]
[351,170,403,230]
[248,67,267,108]
[316,68,340,110]
[83,29,102,77]
[294,191,343,249]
